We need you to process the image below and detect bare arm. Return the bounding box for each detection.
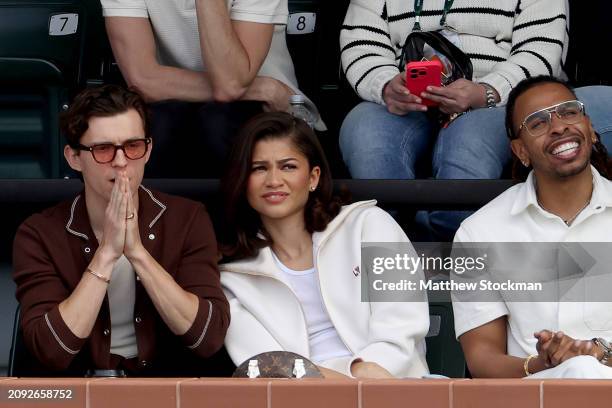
[57,251,117,338]
[195,0,274,101]
[317,366,350,379]
[464,323,604,378]
[105,16,289,110]
[460,316,547,378]
[350,361,394,378]
[105,17,215,102]
[127,249,199,334]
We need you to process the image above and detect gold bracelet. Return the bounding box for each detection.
[524,354,537,376]
[86,267,110,284]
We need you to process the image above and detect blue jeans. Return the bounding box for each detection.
[575,86,612,152]
[339,85,612,240]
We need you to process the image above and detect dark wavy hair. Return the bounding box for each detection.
[60,84,148,147]
[221,112,344,260]
[505,75,611,181]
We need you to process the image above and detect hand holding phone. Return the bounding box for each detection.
[405,60,443,107]
[382,73,427,115]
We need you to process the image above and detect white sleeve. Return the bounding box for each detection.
[478,0,567,104]
[340,0,399,105]
[342,207,429,378]
[230,0,288,25]
[451,226,508,339]
[222,289,284,366]
[100,0,148,18]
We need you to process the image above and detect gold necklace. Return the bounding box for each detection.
[537,198,590,226]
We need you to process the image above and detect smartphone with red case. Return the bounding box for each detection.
[405,60,443,107]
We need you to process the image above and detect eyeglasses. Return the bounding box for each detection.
[74,138,151,164]
[518,100,585,137]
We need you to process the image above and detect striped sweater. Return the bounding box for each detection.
[340,0,568,106]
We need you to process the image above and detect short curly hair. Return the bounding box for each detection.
[60,85,148,147]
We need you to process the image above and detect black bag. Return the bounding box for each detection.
[399,30,473,83]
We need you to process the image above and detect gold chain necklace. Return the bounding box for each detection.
[537,198,590,226]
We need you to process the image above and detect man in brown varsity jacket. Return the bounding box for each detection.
[12,85,230,376]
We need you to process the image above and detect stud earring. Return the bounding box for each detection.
[309,186,316,192]
[521,160,529,167]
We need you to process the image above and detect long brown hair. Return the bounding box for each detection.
[505,76,612,181]
[221,112,344,260]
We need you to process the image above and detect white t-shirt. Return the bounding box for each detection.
[107,255,138,358]
[452,166,612,358]
[272,252,352,363]
[100,0,324,130]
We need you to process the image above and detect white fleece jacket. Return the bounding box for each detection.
[220,200,429,378]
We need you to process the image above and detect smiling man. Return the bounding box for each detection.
[12,85,229,376]
[451,76,612,378]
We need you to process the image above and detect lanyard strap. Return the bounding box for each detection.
[412,0,454,31]
[439,0,454,27]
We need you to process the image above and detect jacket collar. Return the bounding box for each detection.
[137,185,167,229]
[220,200,377,278]
[312,200,376,248]
[65,185,167,241]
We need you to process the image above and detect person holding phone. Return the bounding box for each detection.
[339,0,612,241]
[403,60,443,108]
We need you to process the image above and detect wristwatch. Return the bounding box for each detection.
[480,82,497,108]
[592,338,612,365]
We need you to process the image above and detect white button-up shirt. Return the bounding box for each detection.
[452,166,612,357]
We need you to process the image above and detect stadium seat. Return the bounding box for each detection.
[7,304,61,377]
[566,0,612,86]
[0,0,86,83]
[0,263,16,376]
[7,305,24,377]
[0,0,86,178]
[81,0,124,87]
[287,0,321,101]
[8,305,66,377]
[287,0,354,114]
[286,0,353,177]
[426,296,466,377]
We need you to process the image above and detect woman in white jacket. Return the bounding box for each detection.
[220,112,429,378]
